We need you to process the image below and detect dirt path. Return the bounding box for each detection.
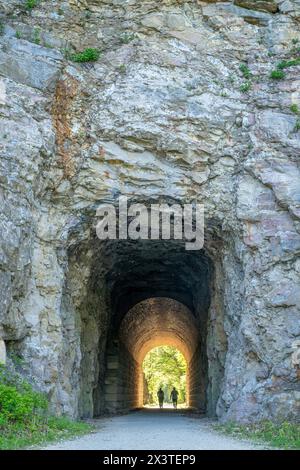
[42,409,264,450]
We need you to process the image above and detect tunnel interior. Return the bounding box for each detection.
[116,298,200,411]
[65,234,227,418]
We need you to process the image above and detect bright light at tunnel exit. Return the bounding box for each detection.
[142,346,187,408]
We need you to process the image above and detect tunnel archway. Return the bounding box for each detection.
[64,231,228,419]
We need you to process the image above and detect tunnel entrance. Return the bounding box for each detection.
[65,236,228,418]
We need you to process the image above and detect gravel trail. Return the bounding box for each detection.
[42,409,264,450]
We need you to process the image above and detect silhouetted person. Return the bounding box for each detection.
[157,387,164,409]
[170,387,178,409]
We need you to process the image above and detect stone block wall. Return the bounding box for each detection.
[104,340,141,413]
[188,345,207,411]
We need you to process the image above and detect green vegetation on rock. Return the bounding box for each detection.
[290,104,299,114]
[240,82,251,93]
[118,64,127,73]
[294,119,300,132]
[120,32,136,44]
[269,56,300,81]
[26,0,38,10]
[277,58,300,69]
[0,364,93,450]
[70,48,101,63]
[33,28,41,45]
[239,63,251,79]
[270,69,285,80]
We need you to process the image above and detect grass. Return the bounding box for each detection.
[0,416,93,450]
[269,56,300,82]
[215,421,300,450]
[277,58,300,69]
[70,48,100,63]
[270,69,285,80]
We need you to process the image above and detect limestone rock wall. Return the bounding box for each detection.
[0,0,299,422]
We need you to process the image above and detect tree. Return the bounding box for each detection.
[142,346,187,404]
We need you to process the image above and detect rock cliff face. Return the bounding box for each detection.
[0,0,299,422]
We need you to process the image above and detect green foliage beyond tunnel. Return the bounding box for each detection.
[142,346,187,405]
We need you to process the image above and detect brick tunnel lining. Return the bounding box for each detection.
[114,298,201,410]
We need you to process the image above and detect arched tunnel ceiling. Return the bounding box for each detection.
[119,298,199,363]
[86,238,213,328]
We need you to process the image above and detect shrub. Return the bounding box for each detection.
[294,119,300,132]
[270,69,285,80]
[0,383,47,423]
[0,365,47,426]
[0,22,4,35]
[71,48,100,63]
